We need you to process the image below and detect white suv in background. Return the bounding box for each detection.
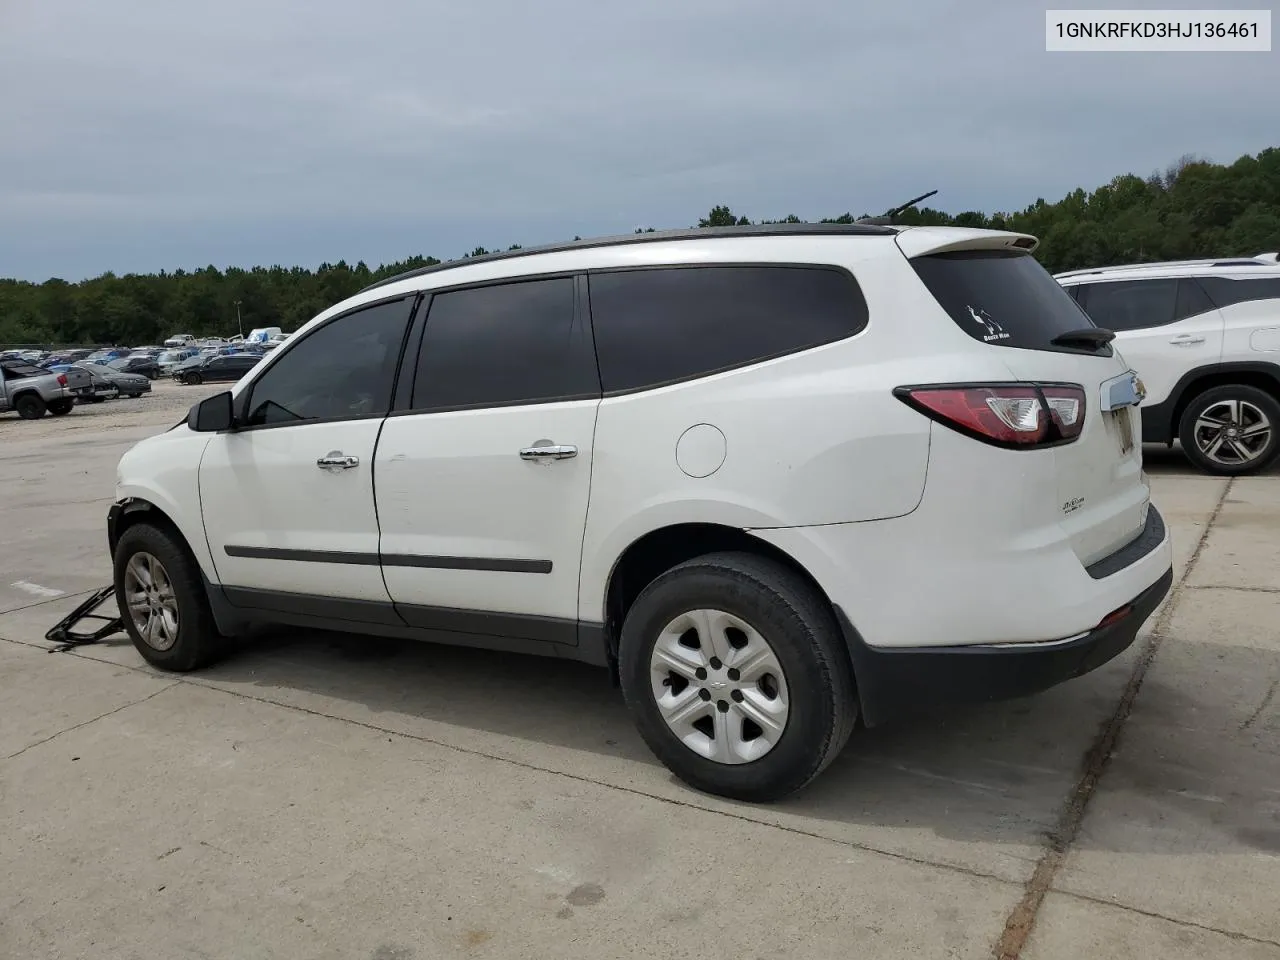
[108,224,1172,801]
[1056,254,1280,475]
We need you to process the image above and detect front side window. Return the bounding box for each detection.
[243,297,413,427]
[1076,279,1178,332]
[410,276,597,410]
[588,265,868,392]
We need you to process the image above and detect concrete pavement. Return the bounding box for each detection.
[1,387,1277,958]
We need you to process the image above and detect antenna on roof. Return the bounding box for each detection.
[856,189,939,225]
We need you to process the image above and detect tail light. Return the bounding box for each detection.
[894,383,1086,449]
[56,374,68,387]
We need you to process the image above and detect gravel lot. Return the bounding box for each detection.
[1,394,1277,959]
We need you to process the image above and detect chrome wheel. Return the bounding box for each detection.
[1192,399,1272,466]
[123,552,180,651]
[649,608,790,765]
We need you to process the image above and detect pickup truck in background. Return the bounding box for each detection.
[0,358,86,419]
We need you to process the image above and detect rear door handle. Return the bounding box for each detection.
[1169,335,1206,345]
[316,451,359,470]
[520,443,578,461]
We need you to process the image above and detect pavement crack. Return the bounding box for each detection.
[1,681,180,761]
[0,588,97,617]
[1240,679,1276,731]
[1187,584,1280,594]
[992,478,1235,960]
[1055,889,1280,948]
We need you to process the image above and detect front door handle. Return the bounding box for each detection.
[316,451,359,470]
[520,442,578,461]
[1169,335,1206,346]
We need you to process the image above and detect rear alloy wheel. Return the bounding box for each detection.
[618,551,857,802]
[14,394,46,419]
[114,523,228,671]
[1179,385,1280,476]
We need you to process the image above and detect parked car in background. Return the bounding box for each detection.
[1056,252,1280,475]
[157,348,198,375]
[110,355,162,379]
[246,326,283,345]
[75,362,152,399]
[173,352,261,384]
[84,348,130,365]
[0,357,77,418]
[40,349,95,367]
[164,334,196,348]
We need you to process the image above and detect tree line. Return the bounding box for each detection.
[2,147,1277,348]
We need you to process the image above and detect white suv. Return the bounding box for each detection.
[1055,254,1280,475]
[109,224,1173,801]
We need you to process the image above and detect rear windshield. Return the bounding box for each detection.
[910,250,1100,353]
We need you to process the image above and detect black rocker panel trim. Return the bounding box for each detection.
[223,545,551,574]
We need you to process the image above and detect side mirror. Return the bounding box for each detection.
[187,390,235,432]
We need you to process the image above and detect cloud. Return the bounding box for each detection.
[0,0,1272,279]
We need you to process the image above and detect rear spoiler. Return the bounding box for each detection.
[894,227,1040,259]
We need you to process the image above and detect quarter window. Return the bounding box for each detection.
[587,265,868,393]
[1198,276,1280,309]
[243,298,412,426]
[410,276,597,410]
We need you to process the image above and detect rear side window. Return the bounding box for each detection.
[1076,279,1178,332]
[411,276,599,410]
[588,265,868,393]
[910,250,1096,352]
[1198,276,1280,309]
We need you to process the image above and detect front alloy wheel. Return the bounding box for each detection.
[122,551,180,651]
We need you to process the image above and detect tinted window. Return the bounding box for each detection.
[1076,279,1178,332]
[244,297,412,426]
[1175,278,1216,321]
[411,277,596,410]
[1198,276,1280,308]
[911,251,1096,352]
[588,265,867,392]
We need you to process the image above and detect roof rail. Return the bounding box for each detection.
[1056,254,1278,279]
[357,222,899,294]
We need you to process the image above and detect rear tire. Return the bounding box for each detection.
[47,399,73,416]
[113,522,228,671]
[15,394,46,419]
[1178,384,1280,476]
[618,551,857,802]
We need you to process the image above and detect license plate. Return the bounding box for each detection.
[1109,408,1135,455]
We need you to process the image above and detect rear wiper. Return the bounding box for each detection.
[1051,327,1116,350]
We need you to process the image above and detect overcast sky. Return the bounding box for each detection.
[0,0,1272,282]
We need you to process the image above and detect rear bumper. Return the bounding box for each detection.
[837,565,1173,727]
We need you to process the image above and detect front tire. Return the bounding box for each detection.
[113,523,227,671]
[1178,384,1280,476]
[184,372,202,385]
[618,551,857,802]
